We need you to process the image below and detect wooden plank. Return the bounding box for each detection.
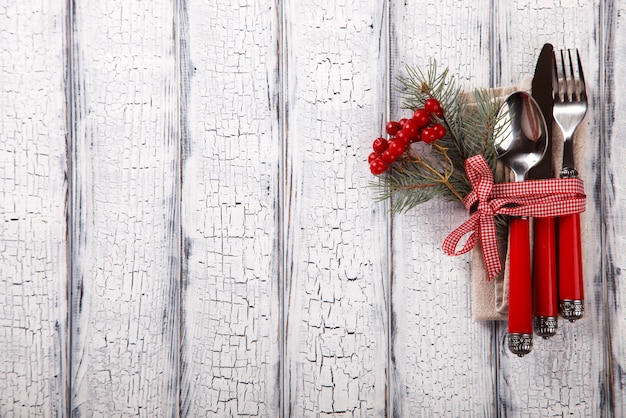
[179,0,281,415]
[283,1,390,416]
[0,1,70,415]
[388,1,496,416]
[0,1,69,415]
[494,1,607,415]
[604,0,626,415]
[68,1,180,415]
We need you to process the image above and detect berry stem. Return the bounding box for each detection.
[407,146,465,203]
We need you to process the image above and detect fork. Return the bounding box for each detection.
[552,49,587,321]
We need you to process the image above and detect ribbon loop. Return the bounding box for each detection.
[443,155,586,281]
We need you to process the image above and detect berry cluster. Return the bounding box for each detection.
[368,98,446,175]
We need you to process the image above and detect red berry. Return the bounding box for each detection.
[432,123,446,139]
[368,151,379,164]
[370,159,388,175]
[424,98,442,116]
[395,130,409,145]
[412,109,430,128]
[411,129,423,142]
[381,149,396,164]
[434,108,444,118]
[372,137,388,153]
[387,139,405,158]
[386,121,401,135]
[403,118,418,131]
[398,118,408,127]
[421,127,437,144]
[401,119,420,139]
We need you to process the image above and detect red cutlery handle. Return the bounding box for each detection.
[532,216,558,337]
[508,217,533,335]
[533,217,558,316]
[558,212,585,321]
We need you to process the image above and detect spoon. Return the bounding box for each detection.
[495,91,548,357]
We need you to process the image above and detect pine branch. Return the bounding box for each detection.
[371,158,449,213]
[375,59,510,213]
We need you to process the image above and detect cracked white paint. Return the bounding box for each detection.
[69,1,180,415]
[0,1,69,416]
[283,1,389,416]
[606,2,626,417]
[0,0,620,416]
[180,0,281,416]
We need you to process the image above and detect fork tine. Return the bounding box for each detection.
[567,49,576,87]
[576,49,587,100]
[560,50,570,101]
[567,49,580,102]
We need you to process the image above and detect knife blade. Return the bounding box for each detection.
[530,43,554,179]
[529,43,559,338]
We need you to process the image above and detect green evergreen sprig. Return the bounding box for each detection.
[372,59,509,213]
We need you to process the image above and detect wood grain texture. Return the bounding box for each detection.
[179,0,281,415]
[283,1,390,416]
[604,0,626,415]
[494,2,607,416]
[0,1,69,415]
[68,1,180,415]
[2,0,625,415]
[389,1,496,416]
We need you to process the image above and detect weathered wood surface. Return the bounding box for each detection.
[0,1,69,415]
[69,1,181,415]
[282,1,389,416]
[180,0,281,415]
[0,0,623,416]
[605,0,626,416]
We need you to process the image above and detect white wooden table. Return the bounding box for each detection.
[1,0,622,416]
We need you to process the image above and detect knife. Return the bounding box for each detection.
[529,43,558,338]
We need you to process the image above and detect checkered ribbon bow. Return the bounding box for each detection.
[442,154,586,281]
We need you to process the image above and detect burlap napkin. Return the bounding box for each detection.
[468,77,587,321]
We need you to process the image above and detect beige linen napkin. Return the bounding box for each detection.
[468,77,587,321]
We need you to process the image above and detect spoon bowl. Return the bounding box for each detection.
[495,92,548,181]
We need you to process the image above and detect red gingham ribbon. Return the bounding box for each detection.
[442,155,586,281]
